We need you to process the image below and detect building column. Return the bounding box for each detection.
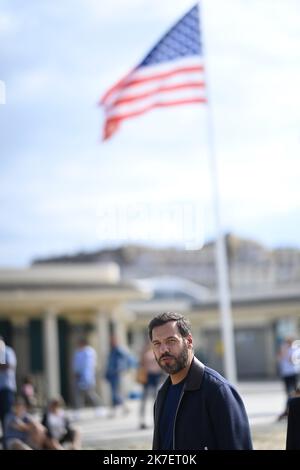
[111,308,129,347]
[43,309,60,399]
[94,310,111,405]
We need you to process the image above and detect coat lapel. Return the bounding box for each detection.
[152,376,171,449]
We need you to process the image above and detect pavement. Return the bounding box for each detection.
[73,380,288,450]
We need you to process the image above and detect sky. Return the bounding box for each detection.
[1,0,300,267]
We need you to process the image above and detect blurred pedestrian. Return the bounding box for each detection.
[138,342,163,429]
[277,337,299,420]
[0,336,17,442]
[105,335,136,417]
[72,338,103,418]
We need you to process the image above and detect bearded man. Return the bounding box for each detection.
[148,312,253,450]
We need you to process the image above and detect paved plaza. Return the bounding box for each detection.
[76,381,288,450]
[0,380,288,451]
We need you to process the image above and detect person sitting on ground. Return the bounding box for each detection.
[42,397,81,450]
[4,396,50,450]
[20,375,37,413]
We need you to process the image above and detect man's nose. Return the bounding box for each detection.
[159,343,170,354]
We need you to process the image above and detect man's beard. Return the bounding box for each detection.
[156,343,189,374]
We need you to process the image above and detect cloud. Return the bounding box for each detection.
[81,0,195,23]
[0,12,20,35]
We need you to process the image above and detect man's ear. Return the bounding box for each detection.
[186,334,193,349]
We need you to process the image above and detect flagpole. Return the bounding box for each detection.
[199,1,237,383]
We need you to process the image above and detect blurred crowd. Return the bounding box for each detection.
[0,333,164,450]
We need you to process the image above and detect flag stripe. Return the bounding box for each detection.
[106,86,206,120]
[121,65,204,88]
[101,64,204,105]
[103,70,205,109]
[100,71,134,105]
[107,82,205,108]
[105,97,206,127]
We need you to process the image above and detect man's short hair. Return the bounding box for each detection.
[148,312,192,341]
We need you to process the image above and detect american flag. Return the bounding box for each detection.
[100,4,206,140]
